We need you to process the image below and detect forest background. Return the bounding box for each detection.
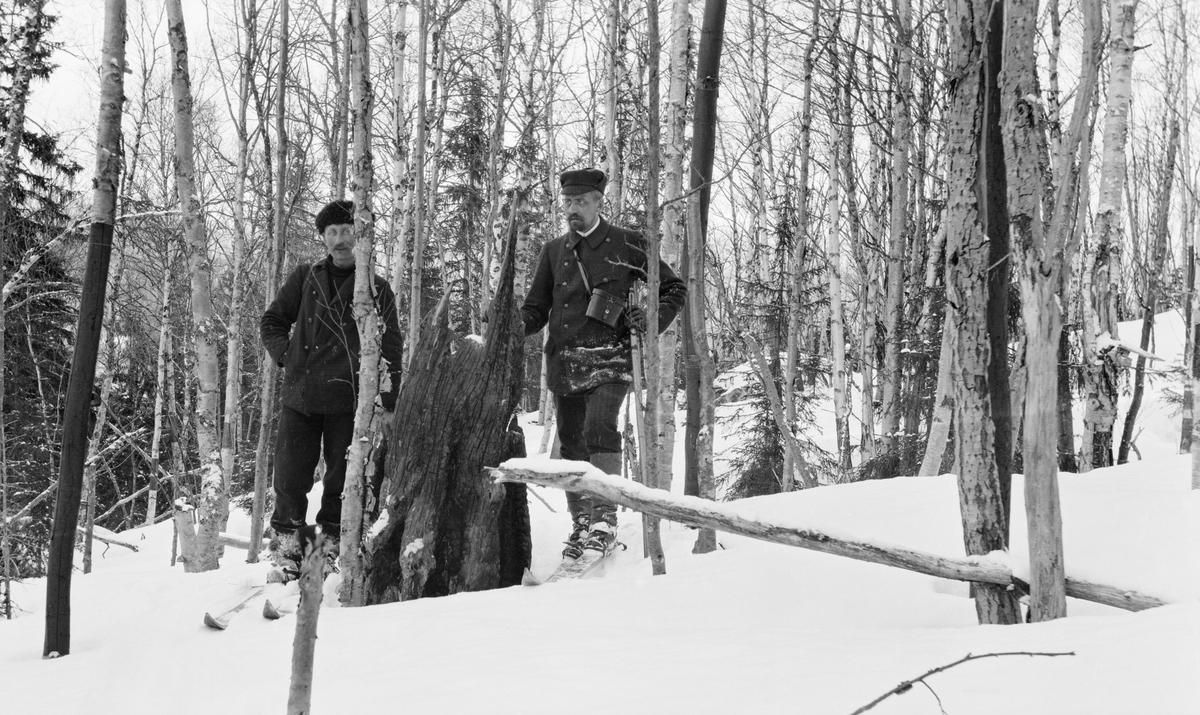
[1,0,1197,628]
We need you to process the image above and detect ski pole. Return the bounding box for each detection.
[629,307,652,559]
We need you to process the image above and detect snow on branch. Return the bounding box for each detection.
[491,459,1171,612]
[1095,331,1162,362]
[493,459,1013,585]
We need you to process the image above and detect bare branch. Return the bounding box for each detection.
[849,651,1076,715]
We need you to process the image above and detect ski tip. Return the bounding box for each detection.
[203,613,227,630]
[521,568,542,587]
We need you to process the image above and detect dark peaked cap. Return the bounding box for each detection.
[560,168,607,195]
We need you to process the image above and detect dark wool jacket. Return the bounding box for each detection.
[521,217,687,395]
[261,258,404,414]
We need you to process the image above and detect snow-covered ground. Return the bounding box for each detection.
[3,311,1198,713]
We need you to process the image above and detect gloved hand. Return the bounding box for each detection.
[626,305,647,333]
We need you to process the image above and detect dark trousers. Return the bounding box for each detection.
[555,382,628,525]
[270,406,355,533]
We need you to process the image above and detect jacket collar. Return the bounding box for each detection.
[564,217,611,251]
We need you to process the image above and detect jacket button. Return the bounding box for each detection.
[564,304,569,309]
[606,238,611,242]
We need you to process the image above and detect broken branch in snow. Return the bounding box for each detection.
[848,651,1075,715]
[74,524,138,552]
[491,461,1170,612]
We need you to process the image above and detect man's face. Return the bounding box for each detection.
[322,223,355,268]
[563,191,602,233]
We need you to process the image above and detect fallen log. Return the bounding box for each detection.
[491,461,1169,612]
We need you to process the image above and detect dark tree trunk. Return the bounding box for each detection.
[1056,330,1078,471]
[981,0,1012,536]
[683,0,726,554]
[365,215,528,603]
[44,0,125,658]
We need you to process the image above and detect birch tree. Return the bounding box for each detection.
[1002,0,1102,623]
[1082,0,1137,471]
[879,0,913,461]
[783,0,817,489]
[639,0,667,576]
[656,0,689,493]
[166,0,225,573]
[339,0,384,607]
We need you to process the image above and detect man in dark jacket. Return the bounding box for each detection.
[521,168,686,558]
[260,199,403,579]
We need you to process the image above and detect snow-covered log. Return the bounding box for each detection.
[491,461,1169,612]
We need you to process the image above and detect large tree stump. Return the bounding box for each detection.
[365,221,528,604]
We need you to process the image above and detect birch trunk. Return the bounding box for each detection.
[641,0,666,576]
[879,0,913,461]
[1002,0,1100,621]
[783,0,817,489]
[604,0,623,212]
[657,0,689,494]
[143,269,171,526]
[249,0,290,561]
[340,0,382,607]
[826,107,850,471]
[220,0,258,504]
[407,0,431,352]
[831,27,858,471]
[919,311,956,476]
[425,38,450,278]
[537,43,561,438]
[287,533,327,715]
[388,0,411,301]
[167,0,225,572]
[333,10,352,199]
[44,0,125,657]
[1082,0,1137,471]
[482,0,513,317]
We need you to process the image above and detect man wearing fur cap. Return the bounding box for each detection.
[260,199,403,581]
